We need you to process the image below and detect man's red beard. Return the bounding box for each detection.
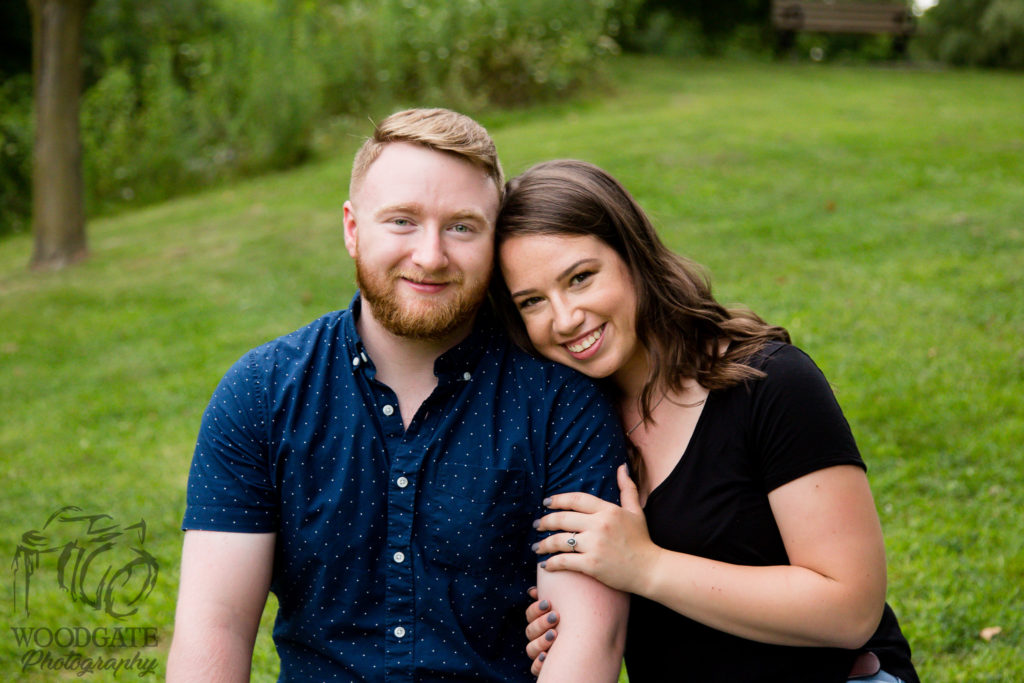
[355,260,491,340]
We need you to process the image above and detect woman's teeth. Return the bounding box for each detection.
[567,327,602,353]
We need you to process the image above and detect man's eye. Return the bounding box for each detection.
[393,218,410,226]
[451,223,471,233]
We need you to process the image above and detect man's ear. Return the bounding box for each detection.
[342,200,358,259]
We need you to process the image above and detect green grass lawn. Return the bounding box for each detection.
[2,55,1021,681]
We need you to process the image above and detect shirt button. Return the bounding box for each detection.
[463,371,472,380]
[352,356,360,367]
[393,551,405,563]
[394,626,406,638]
[396,476,409,488]
[382,404,395,416]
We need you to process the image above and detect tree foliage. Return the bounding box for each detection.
[1,0,637,240]
[918,0,1024,68]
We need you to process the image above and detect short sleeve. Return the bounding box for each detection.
[750,344,865,492]
[182,352,279,532]
[543,372,627,502]
[533,371,626,559]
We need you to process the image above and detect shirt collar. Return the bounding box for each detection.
[342,292,500,384]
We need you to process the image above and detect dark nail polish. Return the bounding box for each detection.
[531,543,539,552]
[539,561,546,569]
[539,600,549,611]
[545,630,555,641]
[542,497,552,506]
[538,652,546,662]
[547,612,557,624]
[532,519,540,529]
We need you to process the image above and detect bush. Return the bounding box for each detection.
[918,0,1024,68]
[1,0,639,233]
[388,0,633,106]
[622,0,773,56]
[0,76,32,237]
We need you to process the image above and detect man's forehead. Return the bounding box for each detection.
[357,143,499,195]
[354,145,499,220]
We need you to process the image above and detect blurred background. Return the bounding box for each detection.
[2,0,1022,243]
[1,1,1022,681]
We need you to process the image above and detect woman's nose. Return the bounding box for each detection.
[551,298,584,336]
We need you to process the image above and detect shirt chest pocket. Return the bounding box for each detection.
[421,462,533,577]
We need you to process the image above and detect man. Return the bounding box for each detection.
[166,108,628,682]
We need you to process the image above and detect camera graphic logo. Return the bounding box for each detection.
[11,506,159,619]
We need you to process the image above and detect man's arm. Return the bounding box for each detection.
[534,564,628,683]
[167,530,276,683]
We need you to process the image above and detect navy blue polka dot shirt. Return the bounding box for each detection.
[183,295,626,681]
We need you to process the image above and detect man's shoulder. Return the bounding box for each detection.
[225,310,349,380]
[498,342,598,389]
[491,343,617,424]
[249,309,348,357]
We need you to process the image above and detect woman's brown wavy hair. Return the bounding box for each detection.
[493,160,790,469]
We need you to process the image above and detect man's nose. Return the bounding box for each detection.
[411,229,449,272]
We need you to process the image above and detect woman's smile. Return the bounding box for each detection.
[564,324,605,356]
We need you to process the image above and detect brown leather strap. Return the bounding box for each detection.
[848,651,881,679]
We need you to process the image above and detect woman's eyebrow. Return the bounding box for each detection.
[557,258,599,280]
[509,258,600,299]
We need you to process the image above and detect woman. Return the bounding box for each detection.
[493,160,918,682]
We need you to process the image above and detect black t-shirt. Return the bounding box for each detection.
[623,342,918,683]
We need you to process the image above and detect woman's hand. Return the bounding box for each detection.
[523,586,558,676]
[533,465,660,594]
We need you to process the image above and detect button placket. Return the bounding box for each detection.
[383,439,421,677]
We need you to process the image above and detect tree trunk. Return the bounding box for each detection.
[28,0,91,270]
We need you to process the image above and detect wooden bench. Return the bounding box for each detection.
[771,1,916,56]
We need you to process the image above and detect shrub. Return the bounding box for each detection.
[918,0,1024,68]
[0,76,32,237]
[3,0,640,235]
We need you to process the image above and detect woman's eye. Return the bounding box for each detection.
[569,271,594,286]
[517,296,542,310]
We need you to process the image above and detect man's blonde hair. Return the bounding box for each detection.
[349,108,504,198]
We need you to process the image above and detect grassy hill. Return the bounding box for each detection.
[1,56,1021,681]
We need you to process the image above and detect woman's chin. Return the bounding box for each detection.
[557,354,615,379]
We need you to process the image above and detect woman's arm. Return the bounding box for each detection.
[536,464,887,650]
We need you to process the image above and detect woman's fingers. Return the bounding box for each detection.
[524,595,547,624]
[524,586,557,676]
[525,623,556,675]
[617,464,643,513]
[533,509,588,533]
[542,491,607,514]
[530,650,546,677]
[525,605,559,641]
[532,531,584,556]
